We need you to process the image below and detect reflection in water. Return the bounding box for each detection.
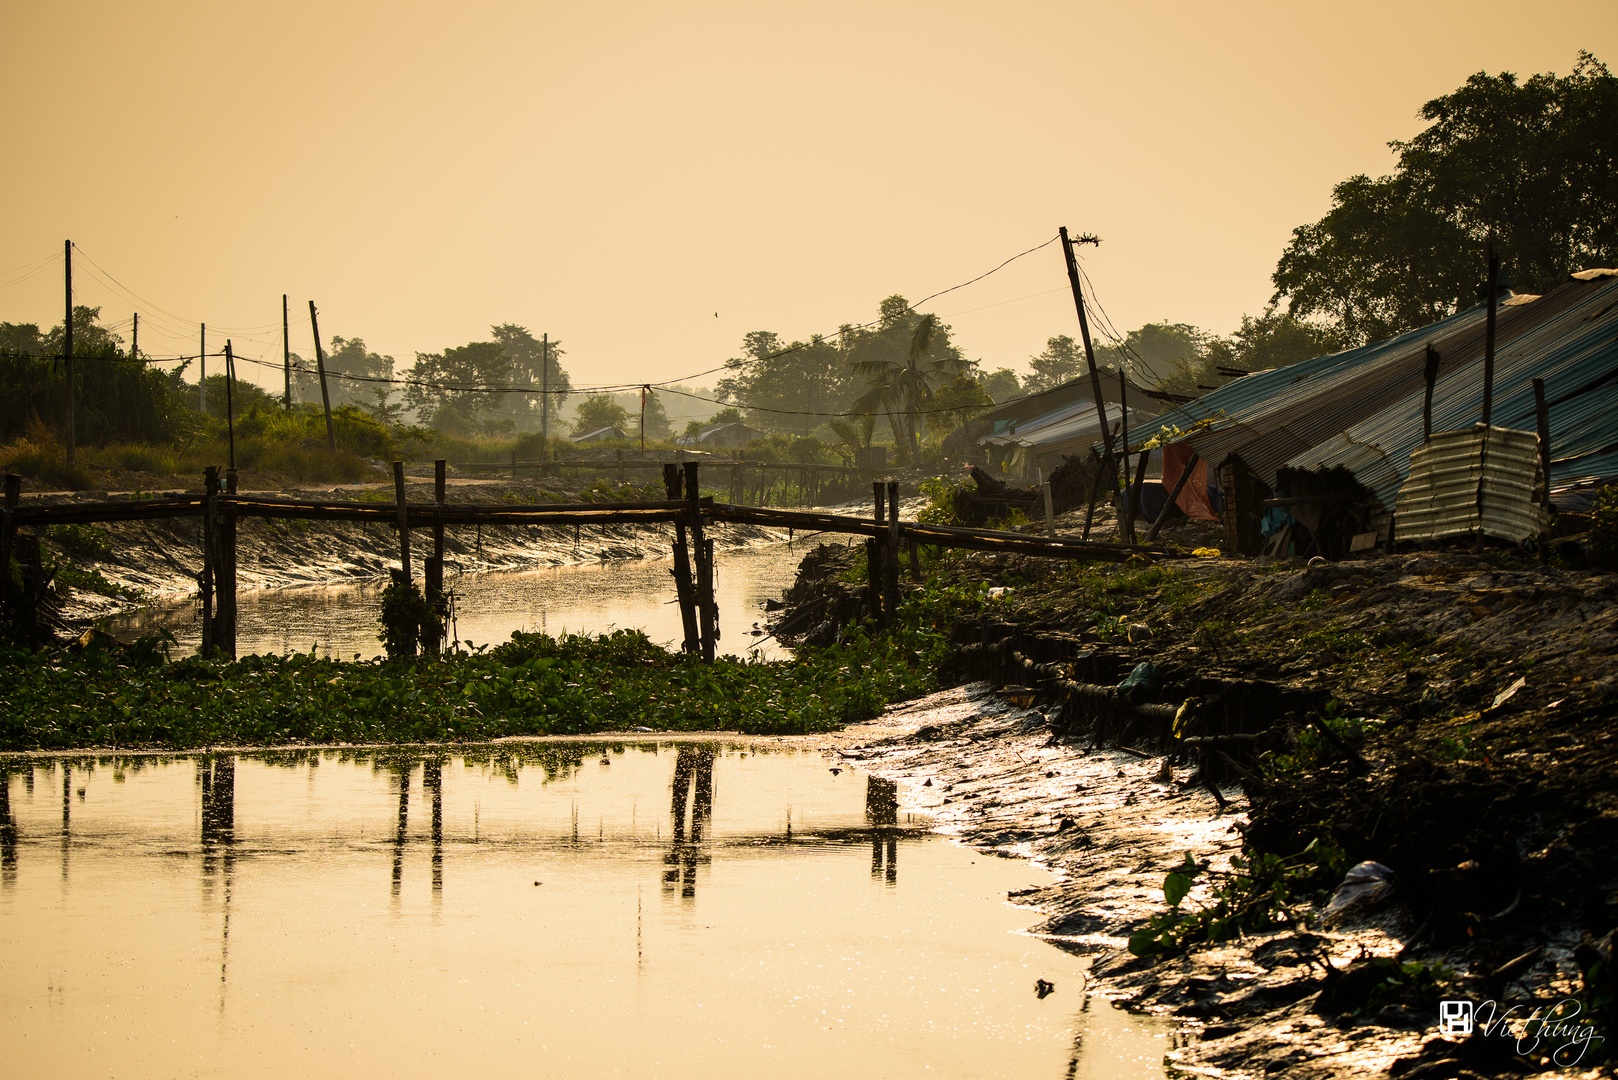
[60,763,70,883]
[425,757,444,901]
[391,764,410,904]
[665,745,716,899]
[866,776,899,885]
[199,755,237,1008]
[0,767,15,887]
[0,745,1167,1080]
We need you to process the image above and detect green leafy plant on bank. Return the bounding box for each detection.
[1128,838,1348,958]
[1260,705,1384,778]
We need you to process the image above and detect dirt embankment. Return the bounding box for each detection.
[778,517,1618,1078]
[17,476,784,627]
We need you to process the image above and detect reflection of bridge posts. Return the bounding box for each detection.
[866,776,898,885]
[198,754,237,1007]
[0,767,15,889]
[60,763,71,883]
[424,758,443,900]
[664,746,716,900]
[391,765,411,904]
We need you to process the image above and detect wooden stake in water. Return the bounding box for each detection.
[393,461,411,584]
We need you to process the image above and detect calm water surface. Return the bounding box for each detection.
[109,543,825,661]
[0,745,1166,1079]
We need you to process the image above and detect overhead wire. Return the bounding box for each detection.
[15,233,1076,419]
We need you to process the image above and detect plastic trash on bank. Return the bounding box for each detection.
[1323,860,1396,925]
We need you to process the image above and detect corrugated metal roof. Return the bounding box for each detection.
[1394,426,1548,543]
[1154,272,1618,512]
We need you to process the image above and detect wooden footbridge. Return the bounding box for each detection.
[1,462,1167,661]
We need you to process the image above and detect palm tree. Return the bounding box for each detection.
[851,313,966,464]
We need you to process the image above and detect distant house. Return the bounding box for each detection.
[688,421,759,449]
[942,370,1160,477]
[570,425,629,444]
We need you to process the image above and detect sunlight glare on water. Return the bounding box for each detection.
[0,744,1167,1079]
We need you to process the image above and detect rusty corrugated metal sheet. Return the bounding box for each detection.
[1152,272,1618,520]
[1394,426,1548,543]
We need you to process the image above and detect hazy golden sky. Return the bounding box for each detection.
[2,0,1612,395]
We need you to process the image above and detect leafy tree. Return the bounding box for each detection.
[572,394,630,435]
[404,341,506,433]
[293,335,393,411]
[401,326,569,435]
[42,306,124,357]
[613,389,670,439]
[1273,51,1618,344]
[1228,306,1346,372]
[715,331,858,436]
[490,324,570,431]
[1024,336,1083,392]
[979,367,1021,403]
[927,374,993,438]
[0,322,43,354]
[200,373,276,421]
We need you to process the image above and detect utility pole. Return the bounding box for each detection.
[131,312,139,364]
[640,385,648,455]
[541,331,550,449]
[308,301,336,452]
[64,240,74,466]
[1058,226,1117,489]
[282,294,292,411]
[200,323,207,415]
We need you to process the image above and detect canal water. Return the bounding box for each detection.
[107,541,833,662]
[0,745,1167,1078]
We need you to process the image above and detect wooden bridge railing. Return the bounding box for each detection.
[2,461,1167,663]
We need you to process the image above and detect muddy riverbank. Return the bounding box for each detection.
[774,517,1618,1079]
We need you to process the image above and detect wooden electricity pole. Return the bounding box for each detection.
[200,324,207,415]
[541,331,550,452]
[282,294,292,411]
[1059,227,1117,489]
[131,312,138,364]
[64,240,74,466]
[308,301,337,452]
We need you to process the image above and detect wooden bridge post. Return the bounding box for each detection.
[885,481,901,621]
[684,462,716,662]
[200,467,217,656]
[1,474,18,611]
[392,461,412,583]
[217,469,238,659]
[869,482,887,626]
[424,459,446,655]
[664,464,700,654]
